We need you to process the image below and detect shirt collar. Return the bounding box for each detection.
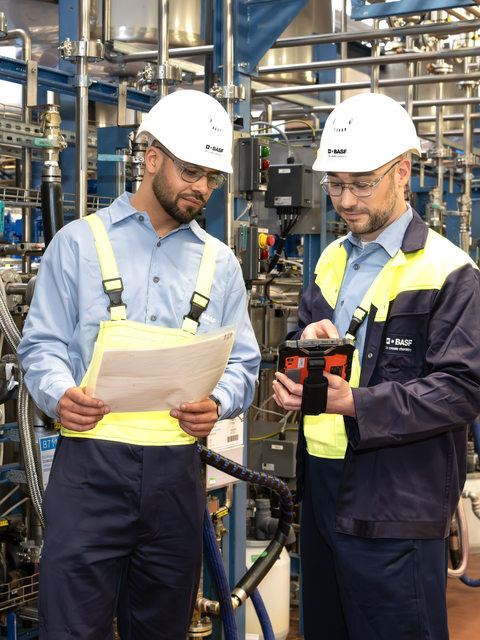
[343,203,413,258]
[108,191,207,243]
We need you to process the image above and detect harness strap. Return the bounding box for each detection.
[182,233,219,335]
[85,214,127,321]
[345,255,395,342]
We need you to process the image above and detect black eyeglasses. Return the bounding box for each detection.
[154,145,227,190]
[320,160,401,198]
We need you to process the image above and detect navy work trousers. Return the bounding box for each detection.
[39,437,205,640]
[301,454,449,640]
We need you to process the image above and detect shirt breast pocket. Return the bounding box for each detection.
[376,312,427,381]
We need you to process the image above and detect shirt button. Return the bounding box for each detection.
[153,277,159,283]
[157,240,161,247]
[353,264,360,270]
[139,215,144,222]
[151,315,157,322]
[340,300,344,306]
[367,352,373,359]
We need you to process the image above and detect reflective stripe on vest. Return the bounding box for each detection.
[60,214,220,446]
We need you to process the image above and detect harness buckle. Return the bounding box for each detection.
[183,290,210,326]
[346,306,368,340]
[102,277,127,311]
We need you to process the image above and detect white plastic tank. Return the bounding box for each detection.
[245,540,290,640]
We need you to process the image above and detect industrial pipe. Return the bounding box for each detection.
[270,19,480,49]
[157,0,169,99]
[371,20,381,93]
[121,44,213,64]
[76,0,91,219]
[223,0,235,250]
[102,0,111,43]
[447,499,469,579]
[0,29,33,272]
[258,45,480,76]
[254,71,480,98]
[340,0,347,102]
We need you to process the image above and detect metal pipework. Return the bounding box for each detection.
[223,0,235,250]
[371,20,381,93]
[253,71,480,98]
[340,0,347,103]
[258,45,480,76]
[102,0,111,42]
[463,491,480,520]
[121,44,213,64]
[447,499,469,579]
[157,0,169,99]
[0,28,32,271]
[76,0,91,219]
[270,19,480,49]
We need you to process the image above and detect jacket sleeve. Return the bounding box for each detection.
[17,230,79,419]
[347,264,480,449]
[210,255,261,419]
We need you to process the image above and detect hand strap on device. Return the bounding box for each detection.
[301,356,328,416]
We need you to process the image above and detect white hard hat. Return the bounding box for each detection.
[313,93,422,173]
[136,90,233,173]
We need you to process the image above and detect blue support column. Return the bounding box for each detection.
[7,612,16,640]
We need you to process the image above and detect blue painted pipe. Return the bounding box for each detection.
[460,573,480,587]
[203,506,238,640]
[249,578,276,640]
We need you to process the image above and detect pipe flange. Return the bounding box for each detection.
[59,37,104,62]
[457,79,480,90]
[210,84,246,102]
[0,12,8,39]
[188,617,212,638]
[426,61,453,75]
[156,64,183,84]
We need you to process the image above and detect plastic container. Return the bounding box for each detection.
[245,539,290,640]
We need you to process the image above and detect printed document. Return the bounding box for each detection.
[84,325,237,413]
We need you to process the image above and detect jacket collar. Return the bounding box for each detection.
[400,209,428,254]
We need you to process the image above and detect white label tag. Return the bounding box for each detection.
[278,168,291,174]
[272,444,284,450]
[298,357,305,368]
[274,196,292,206]
[262,463,275,471]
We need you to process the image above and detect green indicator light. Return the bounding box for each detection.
[260,145,270,157]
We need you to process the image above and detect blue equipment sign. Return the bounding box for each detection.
[38,433,59,489]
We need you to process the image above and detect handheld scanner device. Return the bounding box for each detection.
[277,338,355,384]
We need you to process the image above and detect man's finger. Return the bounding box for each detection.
[275,372,303,396]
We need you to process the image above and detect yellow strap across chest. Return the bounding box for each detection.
[84,213,220,331]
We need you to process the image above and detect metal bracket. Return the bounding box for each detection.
[210,84,246,102]
[68,75,93,88]
[156,63,183,84]
[59,38,104,62]
[117,84,127,127]
[26,60,38,108]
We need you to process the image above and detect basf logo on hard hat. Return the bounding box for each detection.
[327,148,347,157]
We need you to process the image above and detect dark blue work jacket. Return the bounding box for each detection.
[289,211,480,539]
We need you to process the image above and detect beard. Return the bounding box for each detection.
[335,176,399,237]
[152,168,206,225]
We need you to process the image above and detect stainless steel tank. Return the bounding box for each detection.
[258,0,333,85]
[91,0,204,47]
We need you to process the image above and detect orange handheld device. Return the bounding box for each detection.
[277,338,355,385]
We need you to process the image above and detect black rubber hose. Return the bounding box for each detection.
[198,445,293,602]
[41,181,65,247]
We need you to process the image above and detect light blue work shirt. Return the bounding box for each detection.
[18,191,261,420]
[331,205,413,367]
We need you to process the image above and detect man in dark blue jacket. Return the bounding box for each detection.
[273,93,480,640]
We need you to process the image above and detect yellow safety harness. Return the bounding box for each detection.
[61,213,220,446]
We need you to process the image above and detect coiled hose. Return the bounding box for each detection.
[0,288,44,528]
[198,445,293,607]
[203,506,238,640]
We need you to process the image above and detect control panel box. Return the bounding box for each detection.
[236,137,270,193]
[265,164,312,209]
[261,440,297,478]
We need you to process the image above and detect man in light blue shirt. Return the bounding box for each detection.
[18,90,260,640]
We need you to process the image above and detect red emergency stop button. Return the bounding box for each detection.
[266,234,275,246]
[260,248,270,260]
[261,159,270,171]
